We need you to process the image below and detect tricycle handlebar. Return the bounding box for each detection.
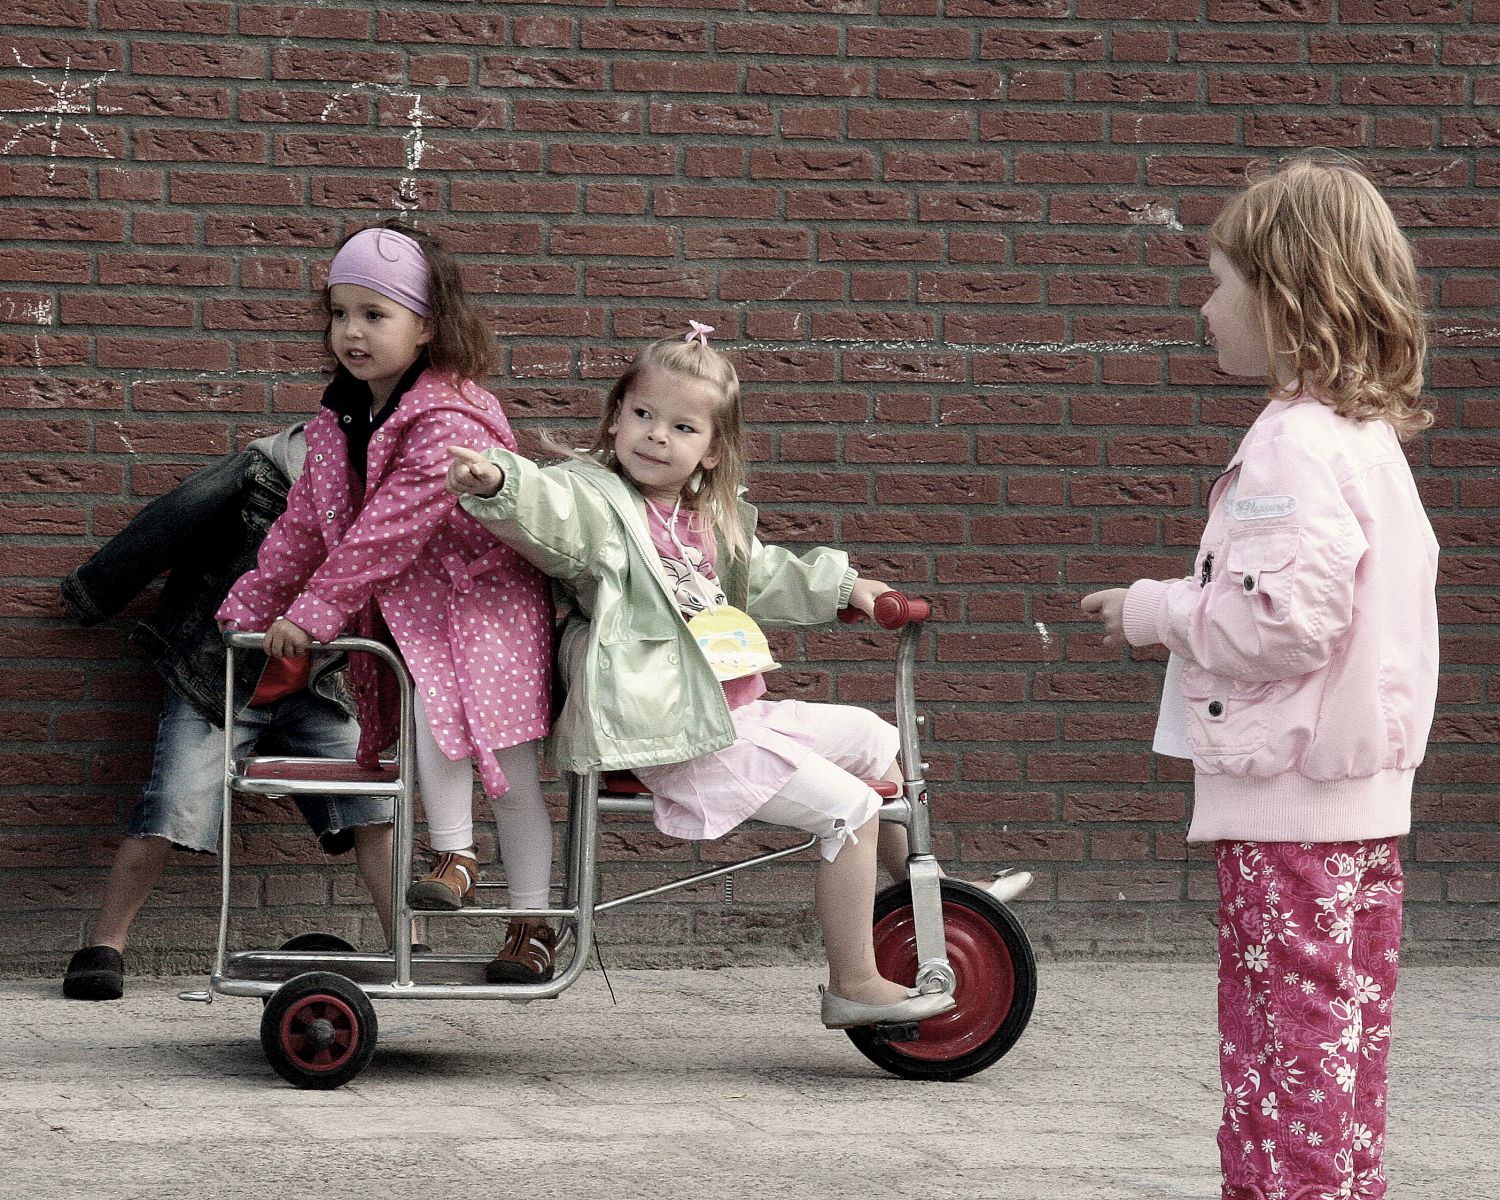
[837,590,931,630]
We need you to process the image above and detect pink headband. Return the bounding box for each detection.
[326,228,431,317]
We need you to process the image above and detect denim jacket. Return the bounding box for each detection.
[61,435,353,727]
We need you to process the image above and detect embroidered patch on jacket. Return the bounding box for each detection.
[1231,495,1297,520]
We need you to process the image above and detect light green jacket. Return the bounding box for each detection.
[462,450,857,773]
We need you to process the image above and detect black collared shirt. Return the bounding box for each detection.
[320,358,427,483]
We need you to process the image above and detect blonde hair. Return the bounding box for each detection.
[572,335,749,561]
[1211,156,1432,439]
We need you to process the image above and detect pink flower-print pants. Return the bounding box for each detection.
[1216,839,1403,1200]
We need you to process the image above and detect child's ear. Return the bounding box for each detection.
[700,447,720,471]
[416,318,434,347]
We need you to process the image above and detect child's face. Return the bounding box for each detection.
[609,366,722,506]
[1202,249,1271,381]
[328,283,432,405]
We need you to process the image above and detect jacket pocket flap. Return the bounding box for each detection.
[1225,526,1299,576]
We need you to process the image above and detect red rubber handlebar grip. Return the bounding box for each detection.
[872,591,931,629]
[836,591,931,629]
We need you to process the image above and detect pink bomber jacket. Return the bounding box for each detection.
[1122,394,1439,844]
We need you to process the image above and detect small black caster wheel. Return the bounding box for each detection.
[260,972,377,1090]
[278,933,357,954]
[846,879,1037,1082]
[262,934,360,1006]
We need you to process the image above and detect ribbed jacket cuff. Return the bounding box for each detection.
[1122,579,1169,647]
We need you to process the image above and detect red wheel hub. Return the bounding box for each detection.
[279,993,361,1073]
[871,901,1016,1062]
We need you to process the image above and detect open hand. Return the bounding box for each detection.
[264,617,312,659]
[1080,588,1128,652]
[447,446,504,498]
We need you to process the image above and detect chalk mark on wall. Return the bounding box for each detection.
[0,52,119,181]
[320,83,431,212]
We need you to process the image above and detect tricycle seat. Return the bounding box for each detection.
[598,771,900,799]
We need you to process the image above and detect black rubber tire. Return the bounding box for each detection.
[846,879,1037,1081]
[277,933,358,954]
[260,971,377,1090]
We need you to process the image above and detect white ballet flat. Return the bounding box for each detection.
[819,985,956,1030]
[983,868,1033,905]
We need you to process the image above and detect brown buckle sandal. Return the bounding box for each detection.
[485,919,557,984]
[405,851,478,911]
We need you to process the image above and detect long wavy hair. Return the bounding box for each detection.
[570,334,749,561]
[1212,156,1432,439]
[322,220,495,389]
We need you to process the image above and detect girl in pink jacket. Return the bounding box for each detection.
[219,224,557,985]
[1083,159,1438,1200]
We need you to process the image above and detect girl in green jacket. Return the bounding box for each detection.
[446,326,956,1030]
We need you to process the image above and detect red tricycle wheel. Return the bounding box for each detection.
[260,972,377,1089]
[847,879,1037,1081]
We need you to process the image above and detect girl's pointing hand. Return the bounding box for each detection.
[1080,587,1128,652]
[447,445,504,498]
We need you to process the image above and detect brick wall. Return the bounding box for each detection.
[2,2,1496,972]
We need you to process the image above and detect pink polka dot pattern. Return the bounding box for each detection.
[217,370,552,796]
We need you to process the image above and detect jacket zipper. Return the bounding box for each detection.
[1201,552,1214,586]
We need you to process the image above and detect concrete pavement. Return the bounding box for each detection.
[0,962,1495,1200]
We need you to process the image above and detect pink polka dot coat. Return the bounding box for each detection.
[217,370,552,796]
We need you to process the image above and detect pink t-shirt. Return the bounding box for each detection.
[641,499,765,710]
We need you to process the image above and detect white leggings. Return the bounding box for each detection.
[413,698,552,910]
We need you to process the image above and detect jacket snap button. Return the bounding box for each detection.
[341,415,352,424]
[1243,575,1255,591]
[1208,700,1224,717]
[325,509,335,519]
[315,454,324,463]
[427,687,437,697]
[668,653,678,664]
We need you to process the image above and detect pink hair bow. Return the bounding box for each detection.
[684,320,714,347]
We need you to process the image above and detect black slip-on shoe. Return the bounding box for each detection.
[62,945,125,1001]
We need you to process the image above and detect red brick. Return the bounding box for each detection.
[1178,33,1301,63]
[617,60,739,94]
[513,100,641,134]
[980,29,1104,61]
[877,69,1001,102]
[240,5,369,40]
[718,22,839,57]
[747,148,876,179]
[1211,0,1330,16]
[1341,0,1463,20]
[649,102,774,136]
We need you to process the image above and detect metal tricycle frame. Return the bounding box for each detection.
[186,599,1036,1085]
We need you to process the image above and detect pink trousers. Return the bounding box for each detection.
[1215,839,1403,1200]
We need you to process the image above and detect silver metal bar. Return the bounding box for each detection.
[596,795,655,816]
[210,973,577,1003]
[594,835,819,913]
[232,778,404,797]
[389,636,415,987]
[893,619,931,856]
[907,855,955,993]
[398,906,579,920]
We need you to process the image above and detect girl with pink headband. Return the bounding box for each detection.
[219,222,559,984]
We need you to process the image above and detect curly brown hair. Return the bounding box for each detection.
[321,220,495,388]
[1212,156,1432,439]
